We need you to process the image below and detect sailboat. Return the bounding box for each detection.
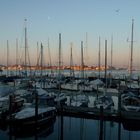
[121,19,140,112]
[69,41,89,107]
[94,40,114,110]
[93,37,119,94]
[53,33,67,105]
[61,42,79,91]
[14,19,32,89]
[9,87,56,133]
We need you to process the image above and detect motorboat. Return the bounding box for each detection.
[94,95,114,110]
[10,106,56,129]
[121,92,140,112]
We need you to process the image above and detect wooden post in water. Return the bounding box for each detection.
[97,85,99,99]
[118,91,121,117]
[99,105,104,140]
[60,110,64,140]
[138,76,140,86]
[118,121,121,140]
[9,95,13,140]
[9,95,13,120]
[34,87,38,130]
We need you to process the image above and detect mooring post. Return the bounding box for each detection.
[60,108,64,140]
[9,95,13,120]
[138,76,140,86]
[34,88,38,127]
[118,91,121,118]
[97,85,99,99]
[99,105,103,140]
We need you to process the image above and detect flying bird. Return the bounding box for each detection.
[115,9,120,12]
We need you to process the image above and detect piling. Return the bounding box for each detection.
[60,110,64,140]
[118,91,121,117]
[34,87,38,137]
[99,105,104,140]
[9,95,13,120]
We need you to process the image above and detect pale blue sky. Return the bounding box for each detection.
[0,0,140,68]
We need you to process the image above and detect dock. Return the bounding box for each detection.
[56,105,140,122]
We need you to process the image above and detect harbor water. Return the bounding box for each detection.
[0,116,140,140]
[0,69,140,139]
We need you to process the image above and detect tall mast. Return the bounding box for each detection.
[7,40,9,76]
[47,38,52,74]
[40,43,43,78]
[81,41,84,80]
[58,33,61,79]
[85,32,88,64]
[111,35,113,69]
[16,39,18,76]
[24,19,27,77]
[70,42,74,78]
[36,42,39,68]
[98,36,101,79]
[105,40,107,93]
[129,19,134,78]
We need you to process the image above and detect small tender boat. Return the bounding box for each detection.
[121,92,140,112]
[94,95,114,110]
[54,93,67,105]
[68,90,89,107]
[0,97,9,114]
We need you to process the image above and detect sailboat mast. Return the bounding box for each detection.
[70,42,74,78]
[130,19,134,78]
[36,42,39,68]
[81,41,84,79]
[16,39,18,76]
[105,40,107,91]
[98,36,101,79]
[40,43,43,78]
[7,40,9,76]
[48,39,52,74]
[111,35,113,69]
[58,33,61,79]
[24,19,27,77]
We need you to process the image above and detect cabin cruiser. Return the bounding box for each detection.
[54,92,67,105]
[69,91,89,107]
[121,92,140,112]
[94,95,114,110]
[10,106,56,129]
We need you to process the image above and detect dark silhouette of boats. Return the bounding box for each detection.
[122,119,140,131]
[9,117,56,138]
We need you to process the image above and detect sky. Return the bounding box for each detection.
[0,0,140,69]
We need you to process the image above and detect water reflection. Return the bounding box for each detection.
[8,117,56,139]
[0,116,140,140]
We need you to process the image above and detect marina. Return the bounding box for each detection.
[0,69,140,140]
[1,1,140,139]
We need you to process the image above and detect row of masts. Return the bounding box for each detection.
[5,19,134,79]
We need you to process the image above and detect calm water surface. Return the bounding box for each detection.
[0,116,140,140]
